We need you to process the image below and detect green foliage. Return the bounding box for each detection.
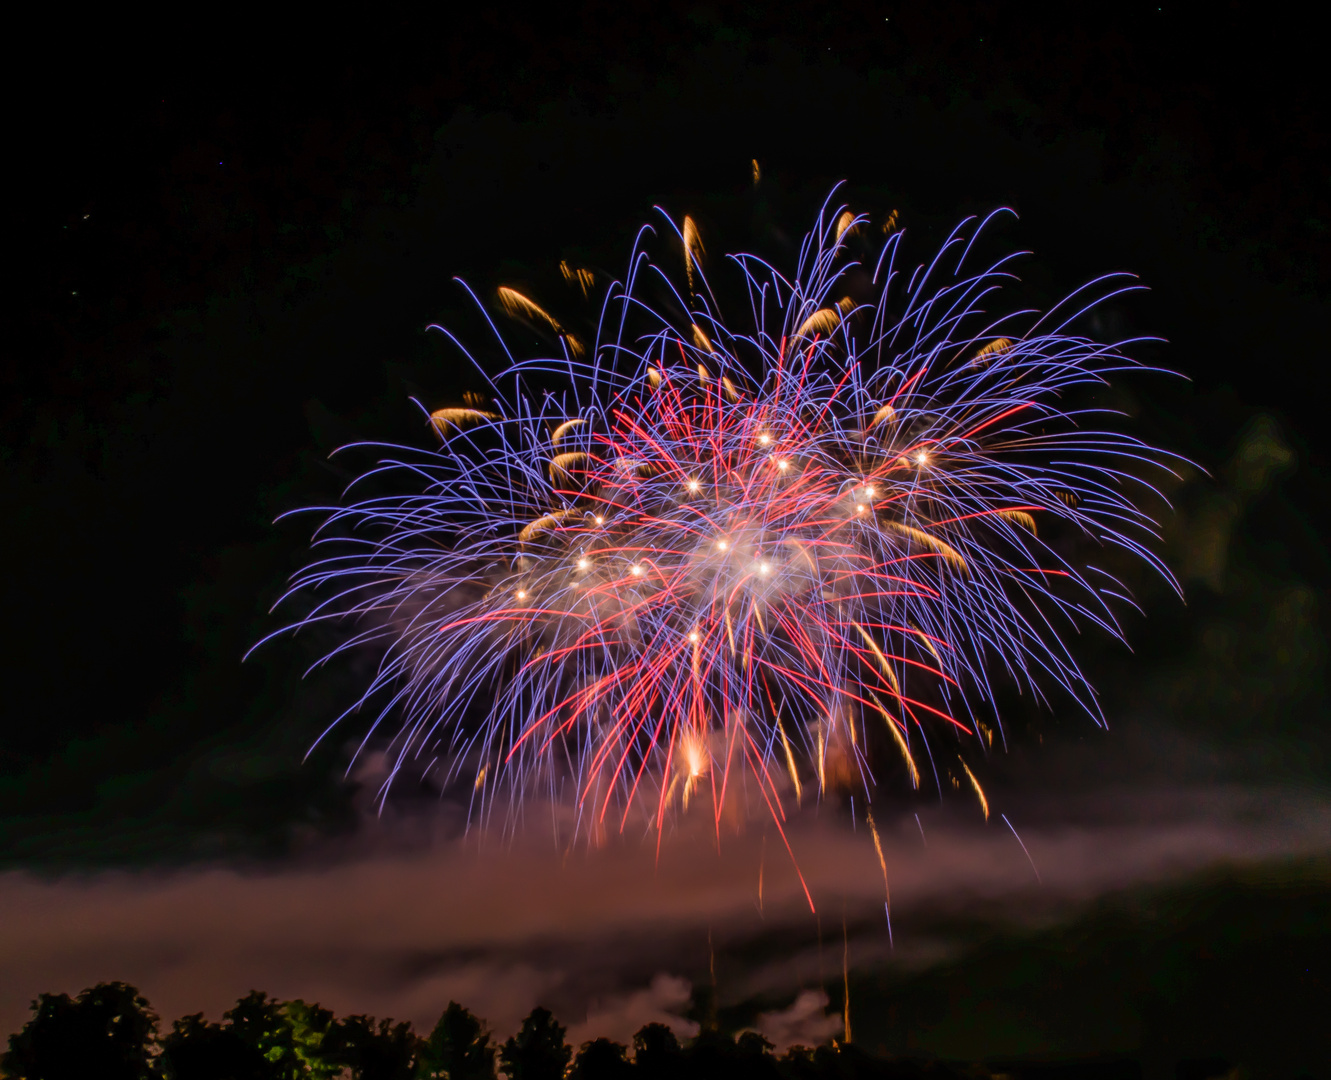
[158,993,401,1080]
[225,992,305,1080]
[285,1001,341,1080]
[418,1002,496,1080]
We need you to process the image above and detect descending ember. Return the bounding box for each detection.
[259,191,1180,877]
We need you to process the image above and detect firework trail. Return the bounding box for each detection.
[258,188,1180,873]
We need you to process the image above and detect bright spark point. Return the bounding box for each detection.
[687,480,699,491]
[630,565,644,576]
[688,632,699,643]
[758,433,772,445]
[916,452,929,465]
[864,486,875,496]
[856,504,867,513]
[717,540,728,551]
[778,460,789,470]
[516,590,526,599]
[577,558,590,570]
[594,515,605,524]
[759,562,771,575]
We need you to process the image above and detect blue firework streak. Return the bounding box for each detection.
[257,192,1181,877]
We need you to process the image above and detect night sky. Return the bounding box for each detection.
[4,3,1329,1074]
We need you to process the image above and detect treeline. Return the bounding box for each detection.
[2,982,992,1080]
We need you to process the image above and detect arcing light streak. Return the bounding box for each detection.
[259,190,1180,867]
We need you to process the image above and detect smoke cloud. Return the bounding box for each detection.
[2,781,1325,1044]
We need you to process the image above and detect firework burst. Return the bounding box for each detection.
[259,189,1180,867]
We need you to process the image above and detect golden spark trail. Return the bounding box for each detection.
[959,758,989,821]
[430,407,498,434]
[550,418,586,446]
[866,808,894,948]
[683,216,704,294]
[883,522,968,572]
[867,690,918,788]
[778,719,802,804]
[971,337,1013,367]
[995,508,1038,535]
[842,913,852,1044]
[852,621,900,694]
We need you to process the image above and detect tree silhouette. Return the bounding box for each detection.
[0,980,1024,1080]
[498,1008,570,1080]
[333,1015,418,1080]
[631,1024,682,1080]
[223,991,303,1080]
[160,1013,270,1080]
[568,1038,631,1080]
[735,1032,775,1059]
[284,1001,340,1080]
[2,981,158,1080]
[680,1030,742,1080]
[418,1002,495,1080]
[160,996,343,1080]
[777,1045,818,1080]
[733,1032,779,1080]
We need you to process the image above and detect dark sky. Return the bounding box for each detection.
[4,2,1329,1071]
